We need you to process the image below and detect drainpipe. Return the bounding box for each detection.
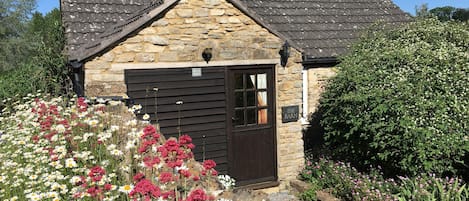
[70,60,84,97]
[300,68,309,125]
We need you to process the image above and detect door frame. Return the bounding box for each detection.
[225,64,278,186]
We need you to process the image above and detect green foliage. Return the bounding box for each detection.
[416,4,469,22]
[0,0,36,71]
[300,157,399,200]
[429,6,457,21]
[397,175,469,201]
[452,8,469,22]
[300,158,469,201]
[0,8,69,104]
[429,6,469,22]
[319,18,469,177]
[300,187,318,201]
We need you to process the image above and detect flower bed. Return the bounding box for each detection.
[0,94,235,200]
[299,157,469,201]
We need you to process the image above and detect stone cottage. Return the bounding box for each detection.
[61,0,410,189]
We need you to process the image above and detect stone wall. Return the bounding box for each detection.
[307,67,336,115]
[83,0,304,189]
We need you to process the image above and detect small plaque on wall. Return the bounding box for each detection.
[282,105,299,123]
[192,68,202,77]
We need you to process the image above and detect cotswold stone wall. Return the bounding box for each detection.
[307,68,336,115]
[84,0,304,189]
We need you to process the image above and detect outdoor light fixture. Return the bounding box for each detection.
[279,42,290,67]
[202,48,212,63]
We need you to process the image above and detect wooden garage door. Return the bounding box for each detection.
[125,67,228,173]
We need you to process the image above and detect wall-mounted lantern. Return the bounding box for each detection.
[202,48,212,63]
[279,42,290,67]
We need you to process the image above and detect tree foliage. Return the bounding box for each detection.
[430,6,469,22]
[0,0,36,71]
[416,4,469,22]
[0,7,69,103]
[319,18,469,177]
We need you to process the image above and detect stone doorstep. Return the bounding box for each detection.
[290,180,340,201]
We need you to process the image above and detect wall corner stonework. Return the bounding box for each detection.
[275,49,305,189]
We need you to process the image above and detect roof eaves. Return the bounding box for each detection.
[69,0,180,62]
[302,55,339,68]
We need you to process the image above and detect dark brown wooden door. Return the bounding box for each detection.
[227,65,277,186]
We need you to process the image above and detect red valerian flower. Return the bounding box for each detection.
[179,169,191,178]
[88,166,106,182]
[202,160,216,170]
[159,172,174,183]
[211,169,218,176]
[161,190,175,199]
[104,183,112,191]
[144,124,156,133]
[157,146,169,157]
[77,97,88,112]
[138,140,157,153]
[164,139,180,152]
[186,189,209,201]
[86,186,102,198]
[32,135,39,143]
[129,179,161,200]
[166,159,183,168]
[133,173,145,182]
[143,156,161,168]
[179,135,195,149]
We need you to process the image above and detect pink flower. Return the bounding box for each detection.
[164,139,180,152]
[143,156,161,168]
[129,179,161,200]
[203,160,216,170]
[179,135,195,149]
[104,183,112,191]
[88,166,106,182]
[179,169,191,178]
[133,173,145,182]
[186,189,208,201]
[86,186,101,198]
[162,190,175,199]
[159,172,174,183]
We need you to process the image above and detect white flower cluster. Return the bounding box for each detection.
[217,175,236,190]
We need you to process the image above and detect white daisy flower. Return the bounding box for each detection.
[65,158,78,168]
[118,184,133,194]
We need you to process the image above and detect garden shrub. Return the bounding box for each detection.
[319,18,469,177]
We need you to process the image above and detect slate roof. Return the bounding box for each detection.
[61,0,411,62]
[238,0,411,59]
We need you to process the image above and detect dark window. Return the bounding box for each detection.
[233,73,269,127]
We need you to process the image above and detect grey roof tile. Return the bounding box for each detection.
[61,0,158,53]
[238,0,411,58]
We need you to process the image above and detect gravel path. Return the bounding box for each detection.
[267,191,299,201]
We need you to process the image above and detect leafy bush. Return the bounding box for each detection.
[0,94,234,200]
[319,18,469,177]
[300,158,469,201]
